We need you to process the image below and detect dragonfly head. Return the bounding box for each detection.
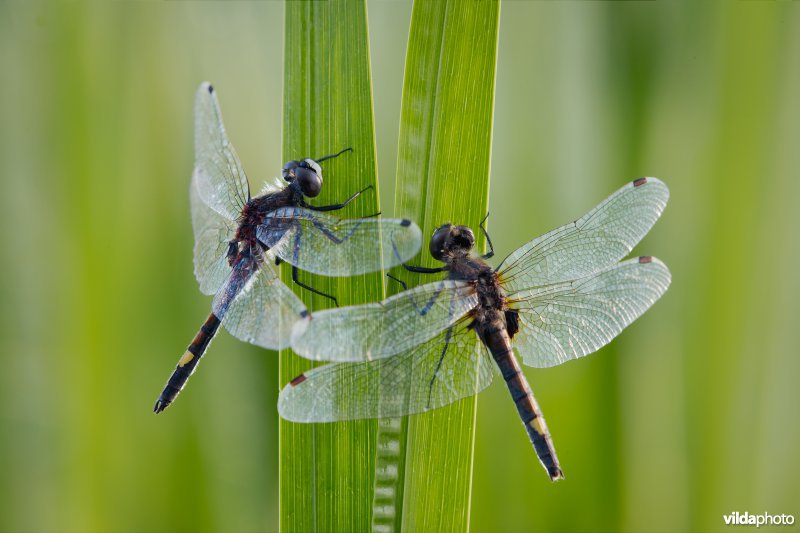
[282,159,323,198]
[429,224,475,261]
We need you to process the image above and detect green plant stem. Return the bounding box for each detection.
[279,1,381,531]
[386,1,501,531]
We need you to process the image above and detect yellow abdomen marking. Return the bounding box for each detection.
[178,350,194,367]
[529,416,547,436]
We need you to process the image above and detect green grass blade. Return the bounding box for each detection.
[279,1,381,531]
[379,2,501,531]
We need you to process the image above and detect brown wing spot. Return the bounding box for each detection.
[633,177,648,187]
[290,374,307,387]
[639,256,653,264]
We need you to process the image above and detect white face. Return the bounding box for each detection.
[304,159,323,178]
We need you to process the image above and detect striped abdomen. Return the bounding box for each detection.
[153,313,221,413]
[482,321,565,481]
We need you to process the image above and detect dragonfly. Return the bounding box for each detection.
[153,82,422,414]
[279,178,671,480]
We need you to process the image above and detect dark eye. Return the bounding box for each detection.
[282,160,300,181]
[429,225,453,261]
[296,167,322,197]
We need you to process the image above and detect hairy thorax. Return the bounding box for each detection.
[231,189,289,267]
[449,253,507,329]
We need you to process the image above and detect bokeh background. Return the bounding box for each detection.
[1,2,799,532]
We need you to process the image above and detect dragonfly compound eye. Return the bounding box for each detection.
[296,166,322,197]
[429,225,454,261]
[282,160,301,182]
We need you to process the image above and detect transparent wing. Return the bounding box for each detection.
[190,174,236,295]
[279,322,494,422]
[193,82,250,221]
[500,178,669,292]
[508,256,671,368]
[291,280,479,361]
[213,254,307,351]
[257,207,422,276]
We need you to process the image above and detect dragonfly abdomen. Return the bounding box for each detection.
[484,323,565,481]
[154,313,222,413]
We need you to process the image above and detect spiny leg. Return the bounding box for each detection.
[290,230,338,306]
[387,274,447,317]
[391,234,447,274]
[304,185,373,212]
[479,212,495,259]
[426,326,454,409]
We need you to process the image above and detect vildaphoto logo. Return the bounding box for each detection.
[723,512,795,527]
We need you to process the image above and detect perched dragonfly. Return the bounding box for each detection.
[153,82,422,414]
[279,178,671,480]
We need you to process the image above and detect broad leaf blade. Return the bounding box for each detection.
[381,1,501,531]
[280,1,381,531]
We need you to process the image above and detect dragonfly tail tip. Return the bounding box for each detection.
[549,467,565,481]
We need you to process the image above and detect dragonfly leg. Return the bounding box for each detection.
[386,274,446,316]
[313,147,353,163]
[390,234,447,274]
[426,326,454,408]
[307,216,363,244]
[292,264,338,307]
[386,273,408,291]
[289,230,339,306]
[303,184,373,212]
[401,263,447,274]
[479,212,495,259]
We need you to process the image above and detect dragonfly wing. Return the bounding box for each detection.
[190,175,236,295]
[279,322,494,422]
[257,207,422,276]
[192,82,250,221]
[214,255,307,351]
[509,256,671,368]
[500,178,669,292]
[291,280,479,361]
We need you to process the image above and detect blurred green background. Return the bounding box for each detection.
[1,2,799,532]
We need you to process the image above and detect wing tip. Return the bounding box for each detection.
[291,310,311,345]
[198,81,214,94]
[632,176,669,196]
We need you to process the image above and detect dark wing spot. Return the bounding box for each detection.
[638,256,652,264]
[633,177,648,187]
[207,84,214,94]
[290,374,307,387]
[400,219,411,227]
